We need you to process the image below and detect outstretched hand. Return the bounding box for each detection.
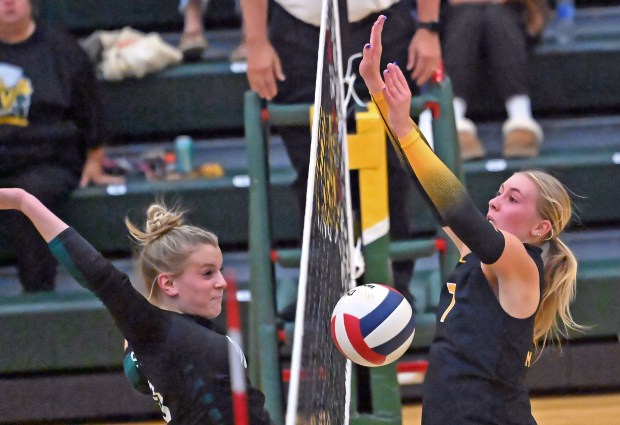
[383,63,414,138]
[0,188,68,242]
[0,188,26,211]
[360,16,414,138]
[359,15,386,94]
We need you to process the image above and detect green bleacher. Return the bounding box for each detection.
[1,2,620,423]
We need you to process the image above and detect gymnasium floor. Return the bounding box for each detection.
[403,393,620,425]
[105,392,620,425]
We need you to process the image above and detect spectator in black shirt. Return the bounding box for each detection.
[0,0,123,293]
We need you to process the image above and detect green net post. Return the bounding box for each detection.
[246,73,462,424]
[348,104,402,424]
[425,76,463,281]
[410,76,462,281]
[244,90,285,425]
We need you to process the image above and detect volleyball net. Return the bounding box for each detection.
[284,0,356,423]
[243,0,461,421]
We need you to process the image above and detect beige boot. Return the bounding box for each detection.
[229,41,247,62]
[502,118,543,158]
[179,32,208,61]
[457,118,486,161]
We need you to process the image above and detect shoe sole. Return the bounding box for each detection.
[504,129,539,158]
[459,131,486,161]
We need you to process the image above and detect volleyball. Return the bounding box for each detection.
[330,284,415,367]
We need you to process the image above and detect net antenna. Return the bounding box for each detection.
[344,52,367,109]
[285,0,356,423]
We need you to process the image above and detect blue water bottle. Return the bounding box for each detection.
[174,135,194,174]
[555,0,576,44]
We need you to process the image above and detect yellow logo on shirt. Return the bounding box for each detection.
[0,63,33,126]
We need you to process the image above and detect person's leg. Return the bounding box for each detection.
[442,5,485,105]
[484,3,543,157]
[278,125,311,237]
[0,166,78,293]
[270,4,319,105]
[228,0,246,62]
[179,0,209,61]
[349,2,418,308]
[485,4,529,104]
[442,4,487,160]
[270,2,322,230]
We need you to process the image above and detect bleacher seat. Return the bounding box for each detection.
[1,3,620,422]
[101,60,249,139]
[37,0,239,34]
[466,6,620,120]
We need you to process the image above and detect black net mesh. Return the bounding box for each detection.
[292,0,353,423]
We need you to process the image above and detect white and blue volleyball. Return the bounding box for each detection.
[330,283,415,367]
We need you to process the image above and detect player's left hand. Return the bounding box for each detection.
[359,15,387,93]
[406,28,441,86]
[383,63,414,138]
[79,147,126,188]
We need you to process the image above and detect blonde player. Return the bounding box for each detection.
[359,15,581,425]
[0,188,274,425]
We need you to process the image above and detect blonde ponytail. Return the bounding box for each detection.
[519,170,584,348]
[533,236,580,346]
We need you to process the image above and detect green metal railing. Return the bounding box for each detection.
[243,75,462,424]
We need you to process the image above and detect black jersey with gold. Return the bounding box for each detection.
[421,244,543,425]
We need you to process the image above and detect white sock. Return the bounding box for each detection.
[505,95,533,121]
[453,97,467,121]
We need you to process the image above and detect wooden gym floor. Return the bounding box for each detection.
[106,392,620,425]
[403,393,620,425]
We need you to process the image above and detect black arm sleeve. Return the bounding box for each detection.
[372,92,505,264]
[49,227,167,342]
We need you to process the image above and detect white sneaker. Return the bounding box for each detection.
[502,118,543,158]
[456,118,485,161]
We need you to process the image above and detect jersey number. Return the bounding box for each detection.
[149,381,172,422]
[440,282,457,323]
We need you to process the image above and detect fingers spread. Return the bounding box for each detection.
[383,67,398,103]
[390,63,408,92]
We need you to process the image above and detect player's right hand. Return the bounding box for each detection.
[383,63,415,139]
[246,39,285,101]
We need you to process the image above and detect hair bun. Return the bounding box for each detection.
[123,204,184,245]
[146,205,183,233]
[147,209,167,233]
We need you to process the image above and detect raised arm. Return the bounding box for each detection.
[360,26,541,316]
[0,188,165,339]
[376,65,506,266]
[0,188,68,242]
